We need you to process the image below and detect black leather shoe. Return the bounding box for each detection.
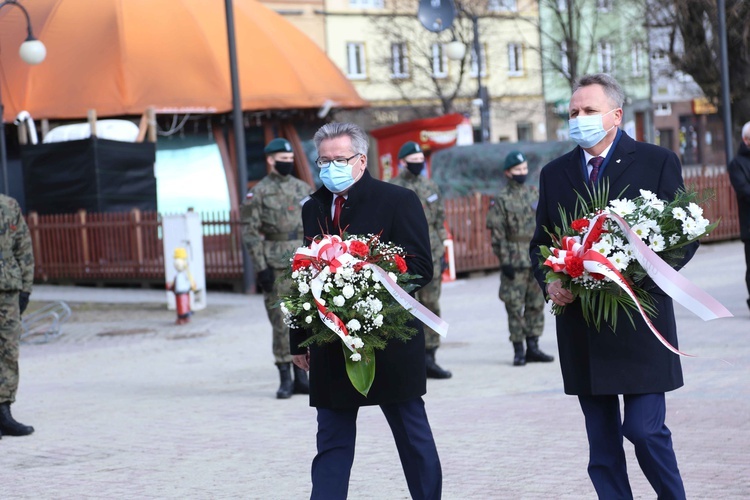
[525,338,554,363]
[426,348,452,379]
[0,403,34,436]
[513,342,526,366]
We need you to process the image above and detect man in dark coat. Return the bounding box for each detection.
[291,122,442,500]
[728,121,750,311]
[530,74,697,500]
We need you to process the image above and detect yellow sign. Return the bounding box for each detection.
[692,98,718,115]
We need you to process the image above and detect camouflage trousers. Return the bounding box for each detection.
[264,267,292,365]
[416,259,443,350]
[0,291,21,403]
[498,267,545,343]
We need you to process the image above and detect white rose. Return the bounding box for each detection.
[374,314,384,327]
[350,352,362,362]
[298,282,310,294]
[303,302,311,311]
[333,295,346,307]
[305,316,313,324]
[342,284,355,299]
[347,319,362,331]
[351,337,364,349]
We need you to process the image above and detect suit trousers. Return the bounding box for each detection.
[311,397,442,500]
[578,393,686,500]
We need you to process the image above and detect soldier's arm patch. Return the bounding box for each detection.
[427,193,439,203]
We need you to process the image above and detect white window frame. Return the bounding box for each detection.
[431,43,448,78]
[470,44,487,78]
[487,0,517,12]
[346,42,367,80]
[508,43,524,76]
[654,103,672,117]
[597,41,613,73]
[596,0,613,12]
[349,0,384,9]
[631,42,646,76]
[390,42,409,79]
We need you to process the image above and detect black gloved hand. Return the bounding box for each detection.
[440,254,448,273]
[501,265,516,280]
[256,268,275,293]
[19,291,30,315]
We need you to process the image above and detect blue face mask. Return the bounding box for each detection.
[320,163,356,193]
[568,109,617,148]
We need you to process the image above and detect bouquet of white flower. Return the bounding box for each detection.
[539,183,718,342]
[280,233,444,396]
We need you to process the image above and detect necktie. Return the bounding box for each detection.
[589,156,603,185]
[333,195,345,230]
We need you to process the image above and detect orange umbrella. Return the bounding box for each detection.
[0,0,366,122]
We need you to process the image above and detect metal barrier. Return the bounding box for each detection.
[21,300,72,344]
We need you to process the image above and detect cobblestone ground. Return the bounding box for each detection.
[1,241,748,499]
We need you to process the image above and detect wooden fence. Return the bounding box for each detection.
[26,170,740,287]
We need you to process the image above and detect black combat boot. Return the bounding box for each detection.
[0,403,34,436]
[425,348,452,379]
[525,337,554,363]
[276,363,294,399]
[292,365,309,394]
[513,342,526,366]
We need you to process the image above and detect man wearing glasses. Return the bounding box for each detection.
[291,123,442,500]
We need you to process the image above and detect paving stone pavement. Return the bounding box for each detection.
[1,241,748,499]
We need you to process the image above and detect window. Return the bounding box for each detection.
[346,42,367,80]
[654,103,672,116]
[631,42,646,76]
[560,41,570,78]
[557,0,568,10]
[508,43,523,76]
[431,43,447,78]
[597,41,613,73]
[349,0,383,9]
[390,42,409,79]
[517,122,533,142]
[596,0,613,12]
[488,0,517,12]
[470,44,487,78]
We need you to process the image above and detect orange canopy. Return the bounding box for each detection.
[0,0,366,122]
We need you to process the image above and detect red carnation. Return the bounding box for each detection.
[564,255,584,278]
[348,241,370,258]
[394,255,408,273]
[570,218,590,233]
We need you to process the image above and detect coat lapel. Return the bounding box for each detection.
[602,132,636,192]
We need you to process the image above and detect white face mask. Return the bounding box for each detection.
[568,109,617,148]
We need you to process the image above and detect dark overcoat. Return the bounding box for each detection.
[290,170,433,409]
[530,131,698,396]
[728,141,750,241]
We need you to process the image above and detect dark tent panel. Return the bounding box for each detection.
[21,138,157,214]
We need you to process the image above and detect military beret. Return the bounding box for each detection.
[504,150,526,170]
[264,138,293,155]
[398,141,422,159]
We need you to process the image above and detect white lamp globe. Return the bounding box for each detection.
[19,38,46,65]
[445,40,466,61]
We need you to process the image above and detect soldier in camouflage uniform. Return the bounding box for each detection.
[241,138,314,399]
[0,194,35,437]
[486,151,553,366]
[390,141,452,379]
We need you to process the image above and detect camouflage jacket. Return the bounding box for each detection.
[240,172,313,270]
[390,170,449,262]
[486,180,538,269]
[0,195,34,292]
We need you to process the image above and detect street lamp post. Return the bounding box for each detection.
[445,14,490,143]
[0,0,46,195]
